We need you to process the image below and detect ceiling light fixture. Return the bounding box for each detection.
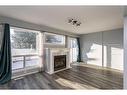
[68,18,81,26]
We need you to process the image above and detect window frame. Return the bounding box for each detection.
[10,27,43,71]
[10,27,40,55]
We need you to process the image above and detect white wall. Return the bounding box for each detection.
[124,16,127,89]
[80,28,123,71]
[80,32,103,66]
[103,29,123,70]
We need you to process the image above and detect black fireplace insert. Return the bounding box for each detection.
[54,55,66,71]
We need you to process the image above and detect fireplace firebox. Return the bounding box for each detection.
[54,55,66,71]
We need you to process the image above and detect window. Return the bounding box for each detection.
[44,32,65,45]
[25,56,40,67]
[10,27,42,71]
[10,28,39,55]
[12,56,24,70]
[68,37,78,63]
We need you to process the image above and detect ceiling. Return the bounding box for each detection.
[0,6,123,34]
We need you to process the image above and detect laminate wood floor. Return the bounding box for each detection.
[0,64,123,89]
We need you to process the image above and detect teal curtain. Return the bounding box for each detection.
[77,38,81,62]
[0,23,12,84]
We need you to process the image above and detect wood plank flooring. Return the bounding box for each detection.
[0,64,123,89]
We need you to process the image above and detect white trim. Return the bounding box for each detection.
[12,67,40,79]
[11,26,40,33]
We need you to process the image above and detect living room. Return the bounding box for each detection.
[0,6,124,89]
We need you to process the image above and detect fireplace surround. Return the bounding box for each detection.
[44,48,70,74]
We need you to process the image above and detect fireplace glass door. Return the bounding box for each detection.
[54,55,66,71]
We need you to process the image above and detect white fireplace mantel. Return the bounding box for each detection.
[44,48,70,74]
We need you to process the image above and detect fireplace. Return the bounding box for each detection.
[54,55,66,71]
[44,48,70,74]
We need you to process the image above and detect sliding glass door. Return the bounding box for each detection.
[68,37,78,63]
[10,27,43,77]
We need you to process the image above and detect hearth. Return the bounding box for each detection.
[54,55,66,71]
